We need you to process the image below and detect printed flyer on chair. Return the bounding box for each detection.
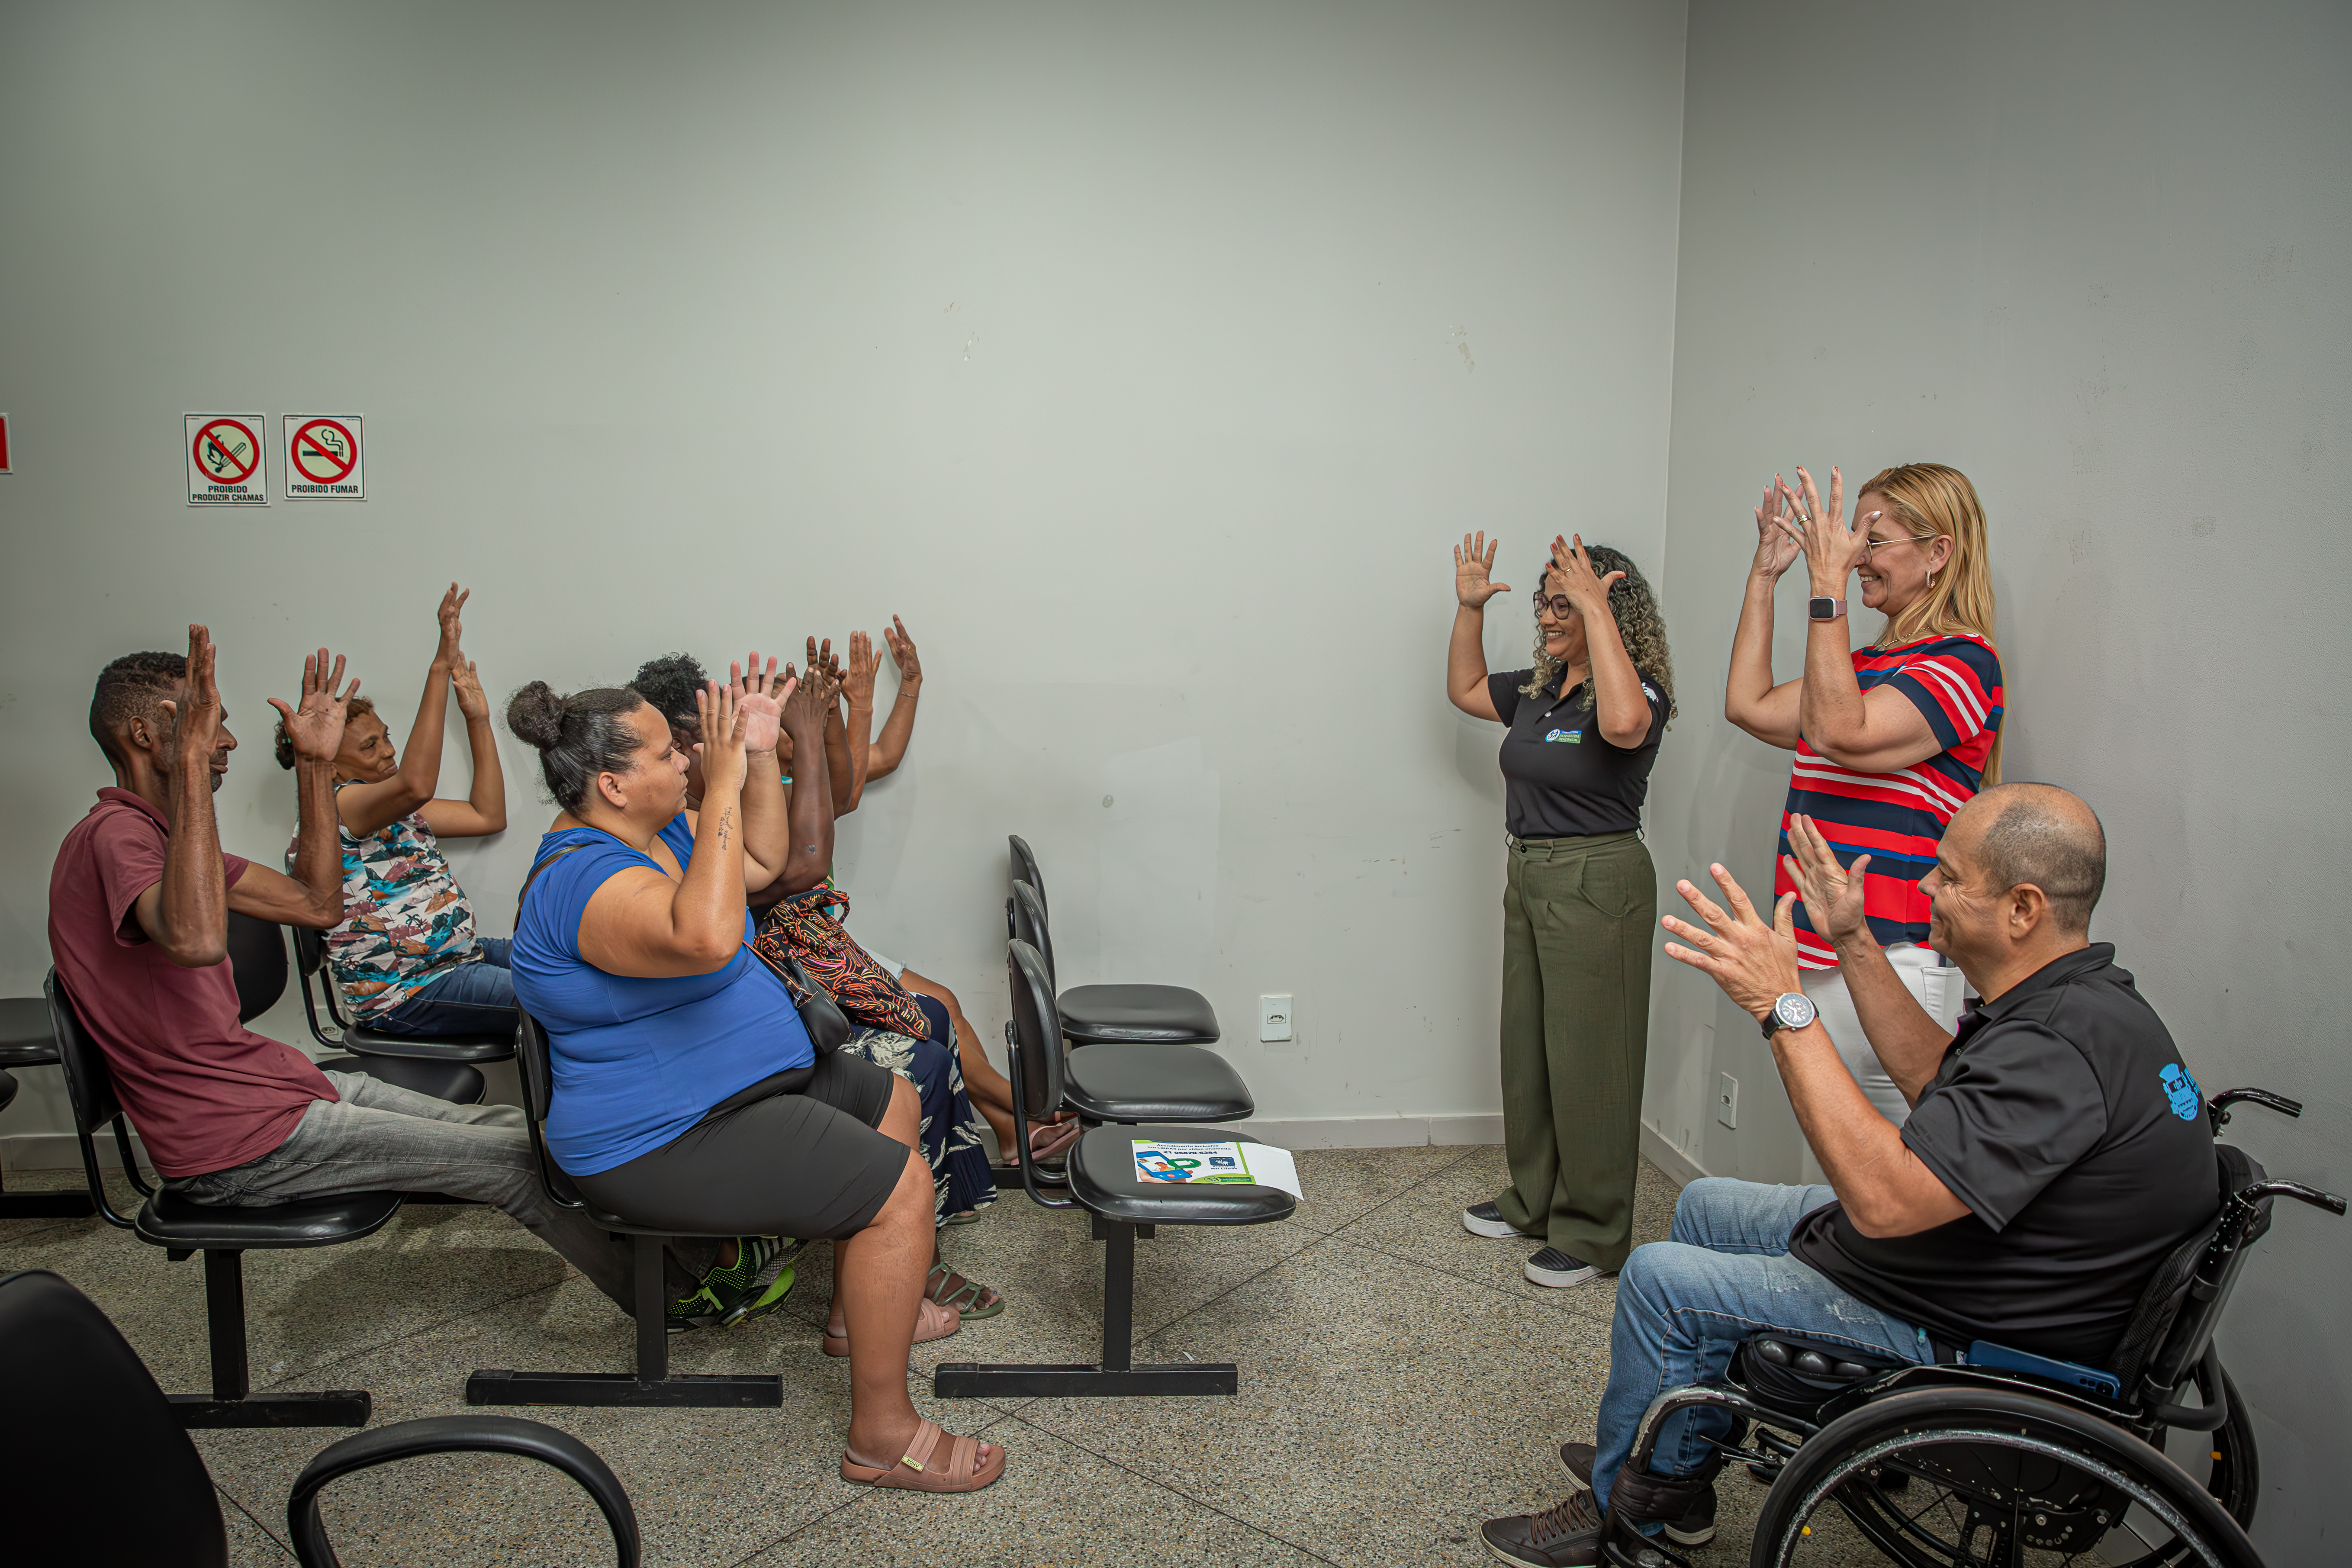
[1130,1140,1302,1199]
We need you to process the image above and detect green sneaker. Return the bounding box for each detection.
[666,1283,724,1335]
[704,1236,804,1329]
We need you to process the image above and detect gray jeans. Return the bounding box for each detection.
[167,1072,709,1316]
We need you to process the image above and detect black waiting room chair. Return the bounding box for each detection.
[0,1267,640,1567]
[1008,834,1222,1046]
[228,912,489,1107]
[932,938,1293,1400]
[44,969,400,1428]
[0,995,97,1219]
[1009,881,1251,1127]
[463,1005,783,1410]
[291,920,517,1072]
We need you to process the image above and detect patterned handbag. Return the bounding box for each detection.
[751,884,933,1039]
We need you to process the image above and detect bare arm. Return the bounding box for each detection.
[1727,480,1805,748]
[1789,466,1944,773]
[418,654,508,838]
[576,683,752,977]
[1446,532,1509,720]
[723,654,790,890]
[339,584,470,838]
[1548,534,1651,747]
[1659,862,1967,1239]
[130,626,233,966]
[839,630,877,812]
[864,615,924,788]
[1781,813,1953,1104]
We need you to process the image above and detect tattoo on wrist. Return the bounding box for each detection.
[714,808,735,852]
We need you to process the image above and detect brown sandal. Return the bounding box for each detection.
[840,1417,1006,1492]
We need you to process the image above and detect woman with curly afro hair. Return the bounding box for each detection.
[1446,531,1676,1291]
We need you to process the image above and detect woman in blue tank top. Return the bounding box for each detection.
[504,664,1004,1494]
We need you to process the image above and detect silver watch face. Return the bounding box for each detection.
[1773,992,1817,1031]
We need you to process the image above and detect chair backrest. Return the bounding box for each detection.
[511,1007,586,1208]
[1008,835,1046,917]
[0,1270,228,1564]
[2118,1143,2273,1402]
[224,912,289,1023]
[1009,881,1057,991]
[42,970,123,1139]
[1006,938,1066,1120]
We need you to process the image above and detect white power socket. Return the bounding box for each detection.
[1259,994,1294,1045]
[1717,1072,1739,1129]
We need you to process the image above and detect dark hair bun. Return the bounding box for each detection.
[506,682,569,750]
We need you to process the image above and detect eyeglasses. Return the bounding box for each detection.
[1532,583,1615,617]
[1862,533,1940,558]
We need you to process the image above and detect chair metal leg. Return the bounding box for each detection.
[0,1162,95,1219]
[171,1249,371,1428]
[467,1232,782,1409]
[935,1217,1239,1398]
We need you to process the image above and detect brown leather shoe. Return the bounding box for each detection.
[1480,1488,1607,1567]
[1554,1445,1717,1548]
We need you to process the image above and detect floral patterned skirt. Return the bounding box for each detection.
[835,1027,997,1226]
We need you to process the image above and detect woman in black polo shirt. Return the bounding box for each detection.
[1446,532,1675,1288]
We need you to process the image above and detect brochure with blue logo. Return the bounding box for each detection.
[1130,1139,1302,1198]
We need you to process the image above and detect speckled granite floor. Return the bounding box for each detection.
[0,1146,1727,1567]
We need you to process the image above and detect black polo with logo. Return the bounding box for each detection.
[1790,944,2220,1366]
[1486,667,1667,839]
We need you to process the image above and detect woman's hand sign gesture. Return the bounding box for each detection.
[731,651,788,756]
[270,647,360,766]
[1781,813,1872,952]
[434,582,470,669]
[1752,477,1804,580]
[1548,533,1625,617]
[880,615,921,690]
[1792,466,1878,597]
[843,631,878,710]
[693,676,749,797]
[1454,532,1512,610]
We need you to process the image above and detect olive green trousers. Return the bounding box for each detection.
[1491,829,1656,1272]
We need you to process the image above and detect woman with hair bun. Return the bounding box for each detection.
[1725,462,2004,1139]
[504,664,1004,1493]
[1446,531,1676,1291]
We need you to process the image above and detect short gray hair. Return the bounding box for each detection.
[1972,783,2106,934]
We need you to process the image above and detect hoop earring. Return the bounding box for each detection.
[1927,570,1937,588]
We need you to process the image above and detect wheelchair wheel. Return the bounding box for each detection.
[1748,1388,2262,1568]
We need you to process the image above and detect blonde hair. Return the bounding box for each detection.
[1858,463,2001,784]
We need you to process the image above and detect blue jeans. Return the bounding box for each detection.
[372,938,517,1036]
[1592,1178,1931,1519]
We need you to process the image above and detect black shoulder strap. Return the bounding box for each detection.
[518,845,586,910]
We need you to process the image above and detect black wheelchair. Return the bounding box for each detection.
[1600,1088,2343,1568]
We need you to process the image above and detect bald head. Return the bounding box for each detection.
[1966,783,2107,935]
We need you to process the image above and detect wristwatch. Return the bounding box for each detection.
[1808,597,1847,621]
[1760,991,1818,1039]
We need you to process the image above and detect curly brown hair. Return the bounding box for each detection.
[1519,544,1676,722]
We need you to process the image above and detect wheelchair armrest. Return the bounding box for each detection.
[2146,1343,2231,1432]
[287,1413,639,1568]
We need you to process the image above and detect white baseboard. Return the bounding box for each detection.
[1639,1120,1708,1189]
[3,1130,152,1176]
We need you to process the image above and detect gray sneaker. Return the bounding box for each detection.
[1462,1201,1529,1239]
[1525,1247,1600,1289]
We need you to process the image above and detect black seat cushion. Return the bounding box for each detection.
[1069,1124,1295,1227]
[1064,1043,1253,1124]
[1058,984,1219,1045]
[335,1021,517,1063]
[0,995,58,1066]
[317,1054,487,1106]
[135,1188,404,1251]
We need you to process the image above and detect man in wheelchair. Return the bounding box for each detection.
[1481,783,2242,1567]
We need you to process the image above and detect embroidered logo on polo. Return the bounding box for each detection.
[1544,729,1583,744]
[2160,1063,2202,1121]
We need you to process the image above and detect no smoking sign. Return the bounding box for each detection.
[283,413,365,501]
[186,413,270,505]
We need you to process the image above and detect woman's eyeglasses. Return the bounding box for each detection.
[1532,584,1614,617]
[1862,533,1939,558]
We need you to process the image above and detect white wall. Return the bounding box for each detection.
[0,1,1691,1149]
[1644,3,2352,1556]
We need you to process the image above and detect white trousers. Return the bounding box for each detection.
[1795,943,1968,1185]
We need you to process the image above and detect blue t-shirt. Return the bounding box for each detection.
[510,814,814,1175]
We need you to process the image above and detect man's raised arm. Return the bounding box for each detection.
[132,625,233,967]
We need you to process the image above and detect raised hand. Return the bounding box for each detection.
[880,615,922,689]
[692,677,749,794]
[157,623,225,759]
[1782,813,1873,951]
[1659,862,1805,1022]
[1752,477,1804,579]
[434,582,470,667]
[449,658,490,722]
[1792,466,1874,595]
[732,650,785,754]
[1548,533,1626,616]
[843,631,878,709]
[802,635,843,690]
[1453,531,1512,610]
[269,647,360,766]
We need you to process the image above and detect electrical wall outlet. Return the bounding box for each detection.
[1717,1072,1739,1130]
[1259,994,1294,1044]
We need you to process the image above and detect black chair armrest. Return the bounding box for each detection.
[331,1027,516,1063]
[287,1413,639,1568]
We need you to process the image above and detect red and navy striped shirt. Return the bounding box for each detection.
[1775,634,2004,968]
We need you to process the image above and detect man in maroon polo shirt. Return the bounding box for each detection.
[46,625,670,1318]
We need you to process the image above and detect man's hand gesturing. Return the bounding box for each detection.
[1783,814,1873,953]
[269,648,359,766]
[157,624,225,763]
[1660,863,1806,1023]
